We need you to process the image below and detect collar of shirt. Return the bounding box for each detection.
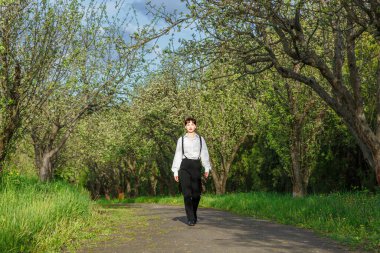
[184,133,199,139]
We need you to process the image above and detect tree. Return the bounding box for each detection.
[28,1,140,181]
[192,63,257,194]
[178,0,380,185]
[0,0,84,171]
[260,71,326,196]
[56,55,195,197]
[58,106,126,197]
[126,65,186,195]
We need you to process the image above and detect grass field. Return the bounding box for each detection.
[99,192,380,252]
[1,170,379,252]
[0,171,93,253]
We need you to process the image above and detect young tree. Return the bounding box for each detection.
[127,67,186,195]
[192,63,257,194]
[58,105,127,197]
[261,71,326,196]
[0,0,86,171]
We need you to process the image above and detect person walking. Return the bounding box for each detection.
[171,117,211,226]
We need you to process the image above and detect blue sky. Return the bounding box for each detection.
[102,0,195,62]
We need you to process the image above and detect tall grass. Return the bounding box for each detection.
[102,192,380,252]
[0,171,93,253]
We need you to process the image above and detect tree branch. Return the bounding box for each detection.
[376,52,380,138]
[347,35,364,112]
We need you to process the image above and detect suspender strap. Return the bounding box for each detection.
[182,136,188,159]
[198,135,202,160]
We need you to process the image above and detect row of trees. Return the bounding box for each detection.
[54,59,257,197]
[2,0,379,197]
[0,0,152,180]
[53,55,375,197]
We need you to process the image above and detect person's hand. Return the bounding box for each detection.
[174,176,179,182]
[204,172,209,179]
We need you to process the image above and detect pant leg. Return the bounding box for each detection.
[190,160,202,198]
[192,196,200,220]
[179,160,195,221]
[183,196,194,221]
[189,160,202,221]
[179,166,192,197]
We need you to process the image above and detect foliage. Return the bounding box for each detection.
[3,0,380,251]
[310,113,378,192]
[3,0,378,201]
[257,71,327,196]
[26,0,144,181]
[193,62,258,194]
[228,135,289,192]
[176,0,380,184]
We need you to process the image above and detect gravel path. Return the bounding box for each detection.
[76,203,359,253]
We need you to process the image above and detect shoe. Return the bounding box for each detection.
[194,217,197,224]
[187,220,195,226]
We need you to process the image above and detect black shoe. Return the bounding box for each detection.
[194,217,197,224]
[187,220,195,226]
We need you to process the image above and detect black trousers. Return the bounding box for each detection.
[179,158,202,222]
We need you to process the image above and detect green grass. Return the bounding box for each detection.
[67,205,151,252]
[99,192,380,252]
[0,171,93,253]
[4,169,376,252]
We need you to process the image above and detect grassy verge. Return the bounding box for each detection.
[66,205,151,252]
[99,192,380,252]
[0,171,93,253]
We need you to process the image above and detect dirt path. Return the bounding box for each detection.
[76,203,359,253]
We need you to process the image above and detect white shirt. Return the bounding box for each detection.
[171,133,212,176]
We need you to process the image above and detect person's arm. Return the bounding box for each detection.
[171,137,182,182]
[200,137,211,178]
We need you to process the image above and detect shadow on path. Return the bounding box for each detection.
[76,203,361,253]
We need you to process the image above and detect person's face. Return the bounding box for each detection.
[185,121,196,133]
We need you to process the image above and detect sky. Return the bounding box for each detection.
[102,0,195,64]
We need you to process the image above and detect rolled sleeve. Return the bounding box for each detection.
[171,138,182,176]
[200,137,211,172]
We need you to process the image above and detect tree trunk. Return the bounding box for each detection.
[290,126,307,197]
[290,153,308,197]
[159,181,165,195]
[213,179,225,194]
[343,113,380,186]
[149,174,157,196]
[31,122,73,181]
[120,160,131,196]
[210,135,248,195]
[125,177,132,197]
[133,177,139,197]
[375,149,380,185]
[212,170,226,194]
[35,151,55,181]
[285,78,317,197]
